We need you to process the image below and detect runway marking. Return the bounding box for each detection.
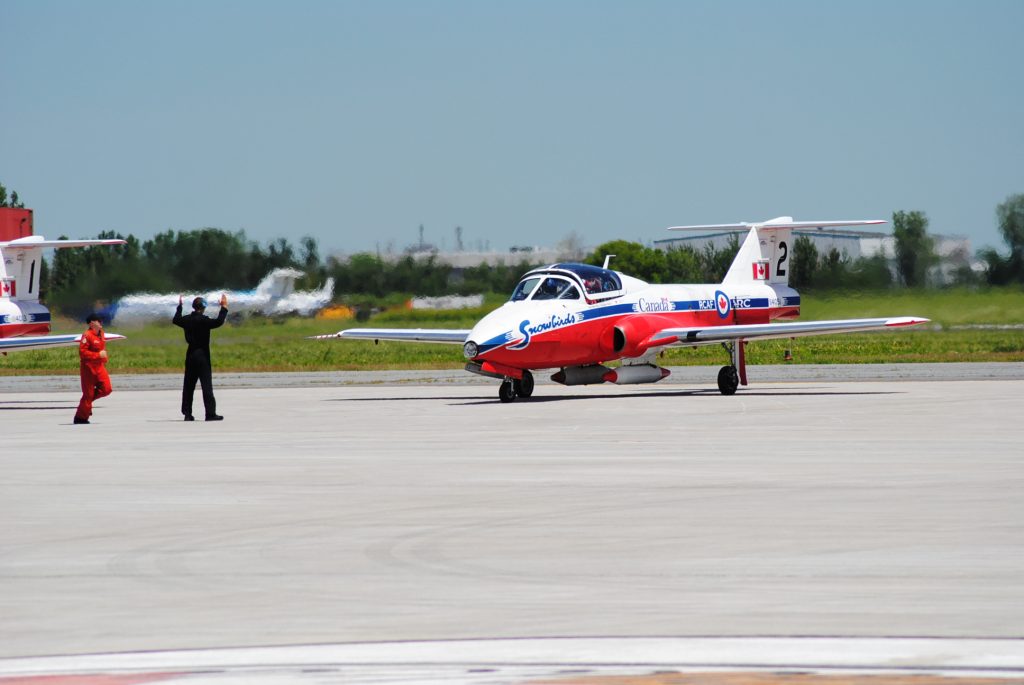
[529,672,1024,684]
[1,638,1023,684]
[0,675,181,685]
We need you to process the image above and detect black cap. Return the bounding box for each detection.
[85,313,101,323]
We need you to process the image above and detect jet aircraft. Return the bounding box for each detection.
[1,235,127,353]
[98,268,335,324]
[315,218,929,402]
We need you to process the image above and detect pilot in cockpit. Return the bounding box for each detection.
[533,278,559,300]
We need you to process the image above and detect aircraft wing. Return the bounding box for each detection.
[313,328,471,344]
[0,332,126,353]
[655,317,929,347]
[0,237,127,249]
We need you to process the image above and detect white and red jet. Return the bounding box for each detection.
[1,235,127,353]
[318,218,929,402]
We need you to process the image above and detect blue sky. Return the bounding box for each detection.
[2,1,1021,256]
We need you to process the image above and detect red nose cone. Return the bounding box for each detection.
[660,367,671,379]
[601,370,617,383]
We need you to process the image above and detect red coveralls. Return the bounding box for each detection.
[75,328,112,422]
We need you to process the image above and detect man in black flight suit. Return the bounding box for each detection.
[173,293,228,421]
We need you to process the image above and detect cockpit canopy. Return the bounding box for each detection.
[509,263,623,302]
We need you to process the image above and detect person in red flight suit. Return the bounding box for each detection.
[73,314,112,425]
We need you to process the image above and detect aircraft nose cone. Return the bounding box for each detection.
[466,310,508,359]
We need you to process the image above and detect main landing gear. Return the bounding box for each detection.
[717,365,739,395]
[498,370,534,403]
[716,340,746,396]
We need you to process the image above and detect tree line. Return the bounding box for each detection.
[39,197,1024,316]
[0,184,26,208]
[981,194,1024,286]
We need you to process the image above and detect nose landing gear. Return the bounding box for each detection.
[498,378,517,403]
[498,369,534,403]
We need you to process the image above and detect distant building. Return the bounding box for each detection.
[416,247,569,269]
[329,245,579,290]
[333,246,572,269]
[654,229,979,284]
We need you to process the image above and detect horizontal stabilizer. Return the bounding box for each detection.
[314,328,470,344]
[668,217,886,232]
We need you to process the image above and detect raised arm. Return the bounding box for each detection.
[209,293,228,329]
[172,294,185,327]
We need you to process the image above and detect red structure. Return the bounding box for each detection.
[0,207,34,241]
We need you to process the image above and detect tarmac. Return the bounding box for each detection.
[1,364,1023,683]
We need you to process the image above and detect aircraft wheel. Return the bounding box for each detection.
[717,365,739,395]
[513,370,534,398]
[498,379,517,403]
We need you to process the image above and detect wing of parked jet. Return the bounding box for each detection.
[312,328,471,344]
[0,237,128,250]
[652,316,929,347]
[0,332,126,354]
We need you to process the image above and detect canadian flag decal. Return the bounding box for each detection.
[752,262,769,280]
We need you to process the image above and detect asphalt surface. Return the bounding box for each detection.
[1,365,1022,683]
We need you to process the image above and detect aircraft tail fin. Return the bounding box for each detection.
[318,277,335,302]
[0,236,126,304]
[671,217,886,287]
[262,275,334,316]
[0,244,45,302]
[721,226,792,286]
[255,268,305,300]
[293,277,335,315]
